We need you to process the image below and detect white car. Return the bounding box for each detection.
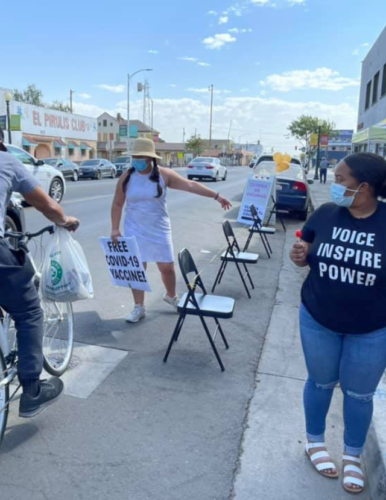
[5,144,66,203]
[187,157,227,182]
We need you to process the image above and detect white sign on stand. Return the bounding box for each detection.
[99,237,151,292]
[238,174,276,226]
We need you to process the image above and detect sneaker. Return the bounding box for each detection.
[163,293,180,312]
[19,377,64,418]
[126,305,146,323]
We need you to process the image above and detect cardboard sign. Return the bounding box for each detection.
[99,237,151,292]
[238,175,276,226]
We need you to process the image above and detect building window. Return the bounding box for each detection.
[98,122,101,126]
[81,149,86,157]
[68,148,74,156]
[381,64,386,98]
[103,119,107,127]
[54,147,61,156]
[110,122,113,127]
[365,80,372,110]
[373,71,380,104]
[23,145,30,153]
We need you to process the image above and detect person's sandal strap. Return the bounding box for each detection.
[343,476,364,488]
[306,442,325,451]
[316,462,337,472]
[344,465,363,476]
[310,451,329,462]
[343,455,361,464]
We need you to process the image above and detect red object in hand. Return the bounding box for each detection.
[295,230,303,239]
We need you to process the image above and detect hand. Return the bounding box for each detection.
[63,216,80,232]
[111,229,122,244]
[217,195,232,211]
[290,242,308,267]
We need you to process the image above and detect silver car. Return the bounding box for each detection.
[187,157,227,182]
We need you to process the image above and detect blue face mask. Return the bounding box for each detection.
[132,159,149,172]
[330,183,362,208]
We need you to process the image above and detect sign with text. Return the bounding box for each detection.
[10,114,21,131]
[238,175,276,226]
[0,90,97,141]
[99,237,151,292]
[119,125,127,137]
[320,134,329,146]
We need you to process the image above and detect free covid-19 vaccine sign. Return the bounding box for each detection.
[99,237,151,292]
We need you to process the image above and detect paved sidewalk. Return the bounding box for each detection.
[232,173,372,500]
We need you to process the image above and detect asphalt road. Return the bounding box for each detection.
[1,167,286,500]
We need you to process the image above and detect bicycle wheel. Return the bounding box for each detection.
[41,301,74,377]
[0,348,9,447]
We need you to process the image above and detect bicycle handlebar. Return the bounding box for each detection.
[4,225,55,241]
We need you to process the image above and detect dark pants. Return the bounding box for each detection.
[320,168,327,183]
[0,239,43,380]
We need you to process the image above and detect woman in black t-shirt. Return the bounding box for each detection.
[290,153,386,494]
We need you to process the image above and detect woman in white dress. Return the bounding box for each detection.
[111,138,232,323]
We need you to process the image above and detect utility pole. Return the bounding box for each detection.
[126,69,153,154]
[209,84,214,149]
[70,89,75,113]
[314,125,321,180]
[182,128,186,144]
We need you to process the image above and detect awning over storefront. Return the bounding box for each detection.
[22,137,38,147]
[353,120,386,144]
[80,142,92,150]
[67,141,80,149]
[54,139,67,147]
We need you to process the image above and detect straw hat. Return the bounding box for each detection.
[131,137,161,159]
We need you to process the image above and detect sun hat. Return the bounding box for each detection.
[131,137,161,159]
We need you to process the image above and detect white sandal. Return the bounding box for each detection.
[305,442,339,478]
[342,455,365,494]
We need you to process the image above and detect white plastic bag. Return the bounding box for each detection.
[41,227,93,302]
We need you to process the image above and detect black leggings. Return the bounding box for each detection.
[320,169,327,183]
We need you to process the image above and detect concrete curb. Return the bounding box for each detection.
[308,180,386,500]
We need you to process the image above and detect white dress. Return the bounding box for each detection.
[124,170,174,263]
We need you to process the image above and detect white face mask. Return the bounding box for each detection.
[330,183,362,207]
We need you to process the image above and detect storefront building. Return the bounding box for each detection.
[353,25,386,155]
[0,90,97,161]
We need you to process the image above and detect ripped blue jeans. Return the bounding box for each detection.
[300,304,386,455]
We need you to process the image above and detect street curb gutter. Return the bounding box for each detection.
[309,181,386,500]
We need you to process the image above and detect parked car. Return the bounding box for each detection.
[5,197,26,248]
[43,158,81,182]
[80,159,116,180]
[187,157,227,181]
[254,161,311,220]
[114,155,132,176]
[6,144,66,203]
[249,155,302,169]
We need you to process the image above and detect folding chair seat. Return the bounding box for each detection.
[243,204,274,258]
[267,195,287,232]
[212,221,258,299]
[164,248,235,372]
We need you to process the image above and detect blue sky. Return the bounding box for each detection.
[3,0,386,151]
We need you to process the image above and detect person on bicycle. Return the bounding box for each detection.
[0,128,79,418]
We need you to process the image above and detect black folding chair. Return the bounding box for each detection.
[243,204,275,258]
[164,248,234,372]
[212,221,259,299]
[267,195,287,232]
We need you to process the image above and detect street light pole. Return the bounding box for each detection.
[70,89,75,113]
[209,84,214,149]
[126,68,153,154]
[4,92,12,144]
[314,125,321,180]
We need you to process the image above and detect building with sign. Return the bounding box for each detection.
[0,90,97,161]
[97,113,160,159]
[353,25,386,155]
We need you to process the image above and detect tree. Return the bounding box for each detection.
[50,100,72,112]
[13,84,44,106]
[185,135,205,157]
[288,115,336,149]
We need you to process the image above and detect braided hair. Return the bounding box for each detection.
[122,159,163,198]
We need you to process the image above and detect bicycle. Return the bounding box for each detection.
[0,225,74,446]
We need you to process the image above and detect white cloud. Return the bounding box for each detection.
[362,42,370,47]
[261,68,360,92]
[79,93,91,100]
[148,50,159,54]
[208,10,218,15]
[103,96,356,153]
[352,42,370,57]
[203,33,237,49]
[197,62,211,67]
[229,28,239,33]
[169,84,177,88]
[352,49,359,56]
[251,0,270,4]
[96,84,126,94]
[219,15,229,24]
[186,88,231,94]
[241,28,253,32]
[178,56,198,62]
[228,27,252,33]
